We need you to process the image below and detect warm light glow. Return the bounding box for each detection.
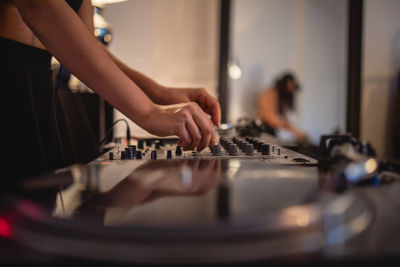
[92,0,127,6]
[220,124,229,130]
[104,33,112,43]
[284,206,310,227]
[228,61,242,80]
[364,158,378,174]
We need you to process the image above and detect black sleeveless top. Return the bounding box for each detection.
[0,0,85,188]
[65,0,83,12]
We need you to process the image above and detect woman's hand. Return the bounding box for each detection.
[156,87,221,127]
[141,102,217,152]
[293,129,308,143]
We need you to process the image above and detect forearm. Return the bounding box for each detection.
[14,0,154,126]
[263,114,296,133]
[103,47,167,104]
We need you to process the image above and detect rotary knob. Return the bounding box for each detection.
[145,139,152,147]
[155,141,160,149]
[137,139,144,149]
[129,145,137,157]
[261,144,270,155]
[240,142,248,151]
[167,150,172,159]
[136,151,142,159]
[125,147,132,159]
[228,143,238,156]
[151,150,157,159]
[175,145,182,156]
[245,143,254,156]
[255,141,263,152]
[212,144,222,156]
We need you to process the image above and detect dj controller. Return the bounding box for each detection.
[104,134,317,164]
[1,130,400,265]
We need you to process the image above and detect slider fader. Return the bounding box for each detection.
[102,133,316,165]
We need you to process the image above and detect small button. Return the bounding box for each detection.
[277,148,281,155]
[136,151,142,159]
[109,152,114,160]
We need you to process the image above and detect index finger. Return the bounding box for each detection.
[205,96,221,127]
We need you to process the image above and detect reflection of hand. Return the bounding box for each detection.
[131,159,221,194]
[160,87,221,127]
[142,103,217,152]
[102,159,222,208]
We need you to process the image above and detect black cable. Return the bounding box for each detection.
[98,118,130,147]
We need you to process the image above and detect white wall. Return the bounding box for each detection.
[361,0,400,158]
[103,0,219,137]
[230,0,347,144]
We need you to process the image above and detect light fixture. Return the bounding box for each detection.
[228,60,242,80]
[91,0,127,45]
[92,0,127,7]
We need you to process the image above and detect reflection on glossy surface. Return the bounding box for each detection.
[42,159,321,229]
[9,158,381,264]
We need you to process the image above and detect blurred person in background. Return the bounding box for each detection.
[258,72,307,142]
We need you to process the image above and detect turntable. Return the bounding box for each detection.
[1,134,400,265]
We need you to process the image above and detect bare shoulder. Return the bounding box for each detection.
[262,87,277,99]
